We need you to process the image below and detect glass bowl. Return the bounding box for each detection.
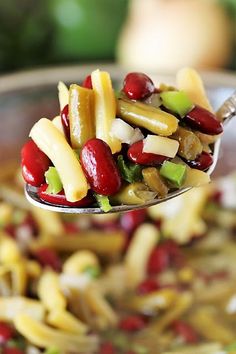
[0,64,235,177]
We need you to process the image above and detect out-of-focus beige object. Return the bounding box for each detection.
[117,0,233,72]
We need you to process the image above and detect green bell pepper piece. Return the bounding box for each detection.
[160,91,193,117]
[160,161,187,187]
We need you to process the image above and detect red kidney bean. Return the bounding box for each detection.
[164,240,185,268]
[209,189,222,205]
[80,138,121,195]
[123,72,155,100]
[171,320,199,344]
[0,322,14,344]
[4,225,16,238]
[185,105,223,135]
[185,151,213,171]
[3,349,24,354]
[119,315,146,332]
[128,140,168,165]
[63,222,80,234]
[21,140,50,187]
[137,278,160,295]
[120,209,147,234]
[21,214,38,236]
[38,184,94,207]
[147,245,170,275]
[82,75,93,89]
[99,342,116,354]
[60,104,70,143]
[33,247,62,272]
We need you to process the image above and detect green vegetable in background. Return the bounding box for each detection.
[84,265,101,279]
[0,0,52,71]
[218,0,236,70]
[0,0,128,72]
[44,347,61,354]
[47,0,128,61]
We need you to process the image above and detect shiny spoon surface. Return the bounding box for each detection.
[25,92,236,214]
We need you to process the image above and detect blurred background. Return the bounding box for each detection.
[0,0,235,74]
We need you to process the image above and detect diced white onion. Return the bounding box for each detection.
[26,346,41,354]
[143,134,179,158]
[110,119,144,145]
[129,128,144,145]
[110,118,134,143]
[144,93,162,108]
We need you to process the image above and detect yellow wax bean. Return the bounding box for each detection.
[14,314,98,352]
[30,118,88,202]
[91,69,121,153]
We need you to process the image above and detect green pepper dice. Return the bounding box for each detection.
[45,167,63,194]
[160,161,187,188]
[94,194,112,213]
[160,91,193,117]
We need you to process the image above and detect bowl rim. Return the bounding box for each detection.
[0,64,236,93]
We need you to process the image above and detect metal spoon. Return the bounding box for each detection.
[25,91,236,214]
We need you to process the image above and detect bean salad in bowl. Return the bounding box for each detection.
[21,68,223,212]
[1,163,236,354]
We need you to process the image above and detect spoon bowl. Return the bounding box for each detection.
[25,88,236,214]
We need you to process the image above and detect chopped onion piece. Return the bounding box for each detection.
[143,135,179,158]
[144,93,162,108]
[111,119,144,145]
[111,118,133,143]
[129,128,144,145]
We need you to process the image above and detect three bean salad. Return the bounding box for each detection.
[21,68,223,212]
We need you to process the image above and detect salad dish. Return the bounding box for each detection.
[1,164,236,353]
[21,68,223,212]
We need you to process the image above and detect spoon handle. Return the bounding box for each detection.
[217,90,236,126]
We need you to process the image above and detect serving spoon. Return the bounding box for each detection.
[25,91,236,214]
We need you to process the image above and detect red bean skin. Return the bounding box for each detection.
[120,209,147,234]
[171,320,199,344]
[147,245,169,275]
[33,247,62,272]
[38,184,94,207]
[128,140,168,165]
[185,151,213,171]
[21,139,50,187]
[0,322,14,344]
[60,104,70,143]
[99,342,116,354]
[82,75,93,89]
[119,315,146,332]
[80,138,121,195]
[123,72,155,100]
[185,105,223,135]
[137,278,160,295]
[3,349,24,354]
